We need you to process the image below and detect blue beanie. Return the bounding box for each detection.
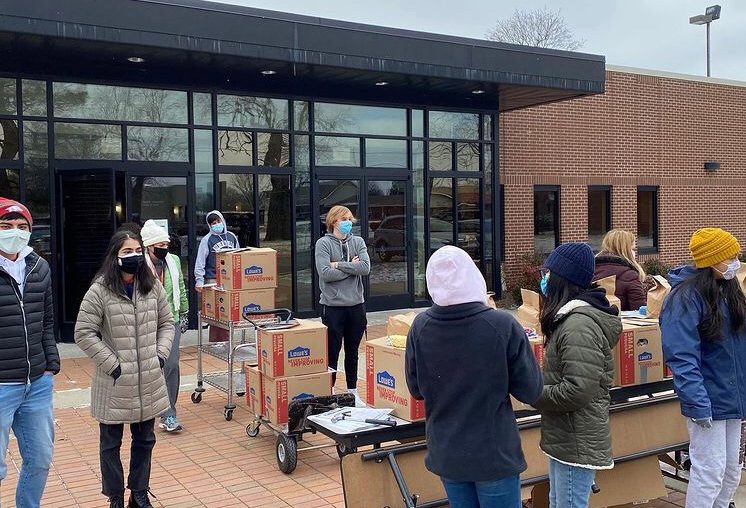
[544,242,595,288]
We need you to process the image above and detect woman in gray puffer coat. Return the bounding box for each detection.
[75,230,173,508]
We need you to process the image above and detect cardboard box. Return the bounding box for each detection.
[365,337,426,421]
[262,370,333,425]
[646,274,671,318]
[387,312,418,337]
[245,365,263,417]
[596,275,623,311]
[257,319,328,378]
[216,247,278,290]
[200,286,216,319]
[215,288,276,322]
[516,289,542,335]
[614,318,665,386]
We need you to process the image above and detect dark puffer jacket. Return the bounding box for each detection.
[0,251,61,383]
[533,289,621,469]
[593,254,647,311]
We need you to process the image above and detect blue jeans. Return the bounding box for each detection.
[548,458,597,508]
[441,475,521,508]
[0,374,55,508]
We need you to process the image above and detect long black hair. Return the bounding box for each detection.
[539,272,587,343]
[672,267,746,342]
[95,230,155,297]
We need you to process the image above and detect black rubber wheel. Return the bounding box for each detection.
[191,392,202,404]
[336,443,358,458]
[224,408,234,421]
[276,434,298,474]
[246,422,260,438]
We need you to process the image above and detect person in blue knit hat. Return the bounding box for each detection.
[532,242,622,508]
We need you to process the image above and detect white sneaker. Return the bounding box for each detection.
[349,389,366,408]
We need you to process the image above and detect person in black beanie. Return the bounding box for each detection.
[532,242,621,508]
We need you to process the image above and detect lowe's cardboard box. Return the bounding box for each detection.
[200,286,216,319]
[516,289,542,336]
[244,366,263,417]
[262,370,333,425]
[257,319,328,378]
[614,318,665,387]
[215,288,275,322]
[365,337,425,422]
[216,247,278,291]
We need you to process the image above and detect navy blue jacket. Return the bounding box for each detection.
[405,303,543,481]
[661,265,746,420]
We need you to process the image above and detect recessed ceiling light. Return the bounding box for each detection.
[472,89,486,95]
[127,56,146,63]
[375,80,389,86]
[261,70,277,75]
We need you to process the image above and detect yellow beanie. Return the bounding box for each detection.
[689,228,741,268]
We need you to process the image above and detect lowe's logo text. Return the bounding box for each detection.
[243,304,261,313]
[377,371,395,389]
[245,265,263,276]
[292,392,314,401]
[638,352,653,361]
[288,346,311,359]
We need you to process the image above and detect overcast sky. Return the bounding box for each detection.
[208,0,746,81]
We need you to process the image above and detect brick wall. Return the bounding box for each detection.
[499,68,746,287]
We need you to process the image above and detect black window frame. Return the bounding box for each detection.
[587,185,612,252]
[533,185,560,255]
[637,186,659,254]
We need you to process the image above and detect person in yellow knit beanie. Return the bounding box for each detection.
[661,227,746,508]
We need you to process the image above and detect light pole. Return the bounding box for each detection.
[689,5,721,77]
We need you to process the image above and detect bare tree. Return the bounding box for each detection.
[486,7,585,51]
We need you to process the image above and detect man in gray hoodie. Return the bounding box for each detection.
[314,205,370,407]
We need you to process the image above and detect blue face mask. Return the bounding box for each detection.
[540,272,550,296]
[338,220,353,235]
[210,222,224,234]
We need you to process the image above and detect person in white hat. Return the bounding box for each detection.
[140,220,188,433]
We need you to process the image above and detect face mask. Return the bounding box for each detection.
[338,220,353,235]
[718,259,741,281]
[540,272,550,296]
[210,223,225,234]
[0,229,31,255]
[153,247,169,260]
[118,253,144,275]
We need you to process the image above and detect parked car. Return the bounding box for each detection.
[372,216,479,261]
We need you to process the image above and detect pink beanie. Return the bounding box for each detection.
[426,246,489,307]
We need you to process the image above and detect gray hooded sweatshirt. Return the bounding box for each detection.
[315,233,371,307]
[195,210,239,286]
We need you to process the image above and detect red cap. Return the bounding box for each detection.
[0,198,33,228]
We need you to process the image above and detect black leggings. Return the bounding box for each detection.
[322,304,367,389]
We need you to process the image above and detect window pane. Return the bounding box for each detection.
[314,103,406,136]
[294,135,313,311]
[315,136,360,166]
[54,83,187,123]
[294,101,309,131]
[483,115,493,140]
[412,109,424,138]
[0,120,20,160]
[217,95,288,129]
[257,132,290,167]
[55,122,122,160]
[24,122,50,260]
[484,163,494,292]
[429,141,452,171]
[195,173,214,239]
[429,111,479,140]
[195,129,214,173]
[22,80,47,117]
[456,142,479,171]
[259,174,292,308]
[457,178,482,263]
[534,189,559,255]
[365,138,407,168]
[219,173,256,247]
[483,144,493,173]
[217,130,253,166]
[588,189,611,251]
[0,78,16,115]
[412,141,426,298]
[637,189,657,250]
[430,178,453,255]
[369,180,408,295]
[0,169,20,199]
[127,127,188,162]
[193,92,212,126]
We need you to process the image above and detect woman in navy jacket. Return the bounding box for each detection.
[661,228,746,508]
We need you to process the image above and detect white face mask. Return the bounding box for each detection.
[718,259,741,281]
[0,229,31,255]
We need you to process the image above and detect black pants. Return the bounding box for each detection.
[99,419,156,497]
[322,304,367,389]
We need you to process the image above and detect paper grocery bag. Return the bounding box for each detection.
[596,275,622,311]
[387,312,418,337]
[516,289,542,335]
[646,275,671,319]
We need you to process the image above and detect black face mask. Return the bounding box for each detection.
[118,254,144,275]
[153,247,169,260]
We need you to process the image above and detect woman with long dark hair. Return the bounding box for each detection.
[661,228,746,508]
[532,242,621,508]
[74,230,174,508]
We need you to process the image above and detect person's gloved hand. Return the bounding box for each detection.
[692,417,713,429]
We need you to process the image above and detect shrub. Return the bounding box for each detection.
[509,252,546,304]
[641,258,672,277]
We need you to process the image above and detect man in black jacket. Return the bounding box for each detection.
[0,198,60,508]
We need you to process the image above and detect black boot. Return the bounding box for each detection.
[127,490,154,508]
[108,494,125,508]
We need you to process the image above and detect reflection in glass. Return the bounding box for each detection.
[195,173,214,240]
[22,80,47,116]
[294,135,313,310]
[315,136,360,167]
[429,178,454,254]
[369,180,408,296]
[483,145,493,173]
[294,101,309,131]
[219,173,256,248]
[54,83,187,123]
[429,111,479,140]
[457,178,482,263]
[127,127,188,162]
[483,115,493,140]
[23,121,50,260]
[314,103,406,136]
[457,143,480,171]
[484,154,494,291]
[428,141,452,171]
[412,141,426,298]
[193,93,213,125]
[217,95,289,129]
[259,175,292,308]
[534,188,559,255]
[365,139,407,168]
[412,109,424,138]
[0,78,16,115]
[217,130,253,166]
[319,179,360,236]
[588,188,611,251]
[637,189,657,250]
[195,130,213,173]
[54,122,122,160]
[0,120,19,160]
[0,169,20,200]
[257,133,290,167]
